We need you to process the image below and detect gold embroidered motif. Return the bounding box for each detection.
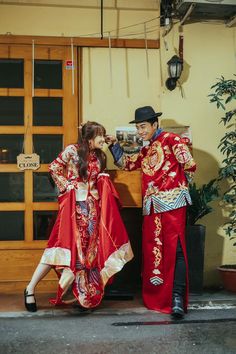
[146,182,157,197]
[154,216,161,238]
[141,141,164,176]
[153,247,162,268]
[144,183,189,205]
[152,216,162,271]
[163,145,171,155]
[173,144,192,164]
[168,171,176,178]
[162,160,171,171]
[149,216,164,285]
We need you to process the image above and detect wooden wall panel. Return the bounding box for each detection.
[109,170,142,207]
[0,35,160,49]
[0,249,57,293]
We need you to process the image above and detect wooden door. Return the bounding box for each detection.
[0,44,79,292]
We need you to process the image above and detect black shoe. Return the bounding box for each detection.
[171,294,184,319]
[24,289,37,312]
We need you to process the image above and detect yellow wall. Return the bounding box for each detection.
[0,1,159,38]
[82,47,161,168]
[0,1,235,286]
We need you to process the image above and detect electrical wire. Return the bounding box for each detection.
[77,15,161,38]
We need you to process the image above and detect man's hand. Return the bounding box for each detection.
[105,135,117,145]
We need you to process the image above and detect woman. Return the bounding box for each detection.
[24,121,133,312]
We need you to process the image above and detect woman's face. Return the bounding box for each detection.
[89,135,105,150]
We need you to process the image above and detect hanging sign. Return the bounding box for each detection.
[17,153,40,170]
[65,60,74,70]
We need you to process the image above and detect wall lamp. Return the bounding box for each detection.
[165,55,183,91]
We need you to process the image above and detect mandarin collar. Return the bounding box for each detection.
[150,128,162,143]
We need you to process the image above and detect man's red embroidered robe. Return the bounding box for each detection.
[110,130,196,313]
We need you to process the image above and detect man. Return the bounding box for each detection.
[107,106,196,318]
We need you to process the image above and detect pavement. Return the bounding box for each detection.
[1,290,236,353]
[0,289,236,318]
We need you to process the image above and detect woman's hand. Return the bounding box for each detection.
[67,184,75,191]
[66,179,78,191]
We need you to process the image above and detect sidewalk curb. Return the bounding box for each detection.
[1,302,236,318]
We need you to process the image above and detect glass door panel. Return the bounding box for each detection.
[0,97,24,125]
[0,134,24,163]
[33,211,57,240]
[33,173,57,202]
[33,134,63,163]
[34,60,62,89]
[0,211,24,241]
[33,97,62,126]
[0,59,24,88]
[0,173,24,202]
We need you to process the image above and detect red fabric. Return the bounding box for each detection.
[46,177,133,309]
[140,132,196,196]
[47,190,78,271]
[46,190,103,308]
[97,175,131,271]
[142,207,188,314]
[121,131,196,198]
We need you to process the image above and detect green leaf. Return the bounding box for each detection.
[208,76,236,242]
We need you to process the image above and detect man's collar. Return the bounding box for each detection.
[150,128,162,142]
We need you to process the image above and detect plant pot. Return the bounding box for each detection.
[186,224,206,294]
[217,265,236,292]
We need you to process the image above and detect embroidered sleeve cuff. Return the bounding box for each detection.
[185,171,194,183]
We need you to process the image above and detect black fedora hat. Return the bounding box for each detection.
[129,106,162,124]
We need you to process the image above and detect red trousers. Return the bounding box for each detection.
[142,207,188,314]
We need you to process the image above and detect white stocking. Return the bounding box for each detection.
[26,263,52,303]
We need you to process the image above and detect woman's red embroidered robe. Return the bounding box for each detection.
[110,130,196,313]
[40,144,133,308]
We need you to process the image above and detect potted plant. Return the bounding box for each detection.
[186,180,219,294]
[209,76,236,292]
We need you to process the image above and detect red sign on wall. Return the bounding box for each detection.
[65,60,74,69]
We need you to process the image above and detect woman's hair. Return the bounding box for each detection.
[77,121,107,180]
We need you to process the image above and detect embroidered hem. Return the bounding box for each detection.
[40,247,71,266]
[100,242,134,285]
[143,186,192,215]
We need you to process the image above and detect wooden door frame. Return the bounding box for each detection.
[0,43,79,250]
[0,34,160,49]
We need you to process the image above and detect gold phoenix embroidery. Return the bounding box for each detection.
[152,216,162,274]
[141,141,164,176]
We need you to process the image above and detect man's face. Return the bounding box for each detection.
[136,121,158,141]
